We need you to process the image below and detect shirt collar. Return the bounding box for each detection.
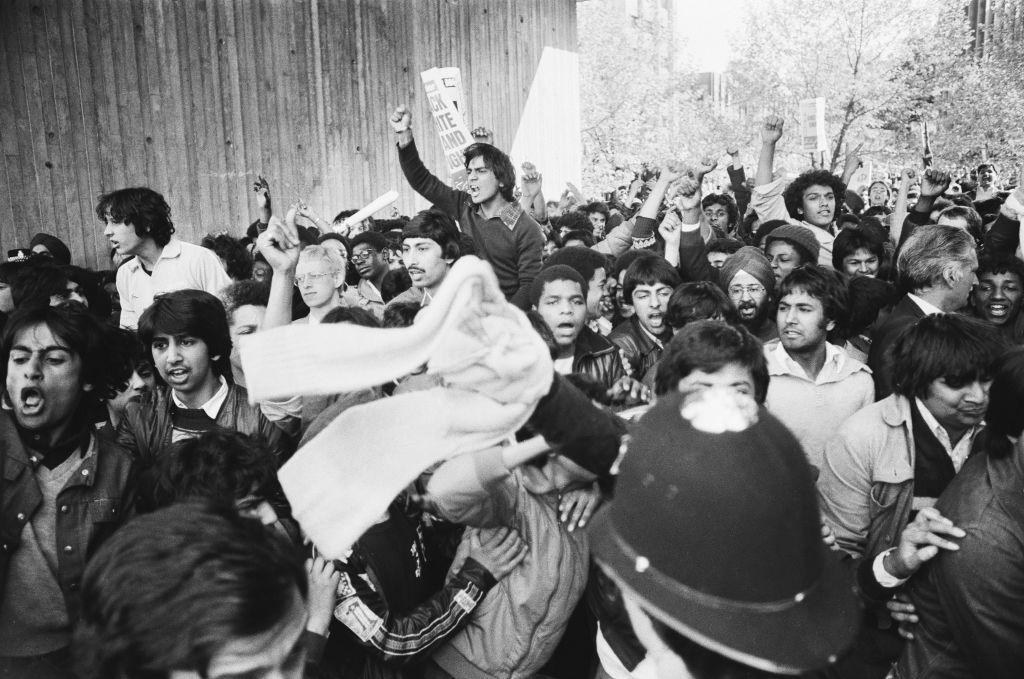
[769,341,846,380]
[907,293,944,316]
[172,376,229,419]
[483,202,523,230]
[914,396,982,471]
[124,238,181,271]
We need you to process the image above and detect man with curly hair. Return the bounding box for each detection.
[751,116,848,268]
[96,187,231,329]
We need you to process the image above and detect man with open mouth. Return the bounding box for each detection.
[0,305,136,678]
[115,289,292,469]
[391,105,544,310]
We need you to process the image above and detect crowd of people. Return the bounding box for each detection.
[1,105,1023,679]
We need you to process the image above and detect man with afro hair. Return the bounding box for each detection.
[751,116,848,269]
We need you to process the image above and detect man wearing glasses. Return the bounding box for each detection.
[349,232,391,319]
[720,246,779,343]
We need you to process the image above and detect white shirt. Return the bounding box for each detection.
[907,293,944,317]
[171,376,230,419]
[117,238,232,329]
[913,397,979,473]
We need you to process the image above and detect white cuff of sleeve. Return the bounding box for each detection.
[873,548,910,588]
[679,220,701,232]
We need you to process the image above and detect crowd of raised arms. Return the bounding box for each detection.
[2,108,1024,679]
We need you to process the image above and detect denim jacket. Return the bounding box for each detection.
[0,412,135,623]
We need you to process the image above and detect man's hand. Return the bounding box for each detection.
[467,527,528,580]
[256,210,301,274]
[900,168,916,185]
[885,507,965,580]
[695,155,718,180]
[919,169,952,198]
[559,483,603,532]
[520,162,543,199]
[658,162,686,185]
[253,175,272,211]
[607,375,651,405]
[390,105,412,133]
[671,176,703,211]
[726,145,740,157]
[843,143,864,177]
[471,126,493,144]
[305,556,341,636]
[761,115,785,144]
[659,211,682,244]
[887,593,919,640]
[821,521,841,552]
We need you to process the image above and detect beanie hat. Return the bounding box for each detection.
[529,265,586,307]
[719,246,774,295]
[765,225,821,265]
[589,388,859,673]
[29,233,71,265]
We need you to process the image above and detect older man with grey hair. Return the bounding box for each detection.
[867,225,978,398]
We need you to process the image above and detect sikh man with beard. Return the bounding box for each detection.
[719,247,778,343]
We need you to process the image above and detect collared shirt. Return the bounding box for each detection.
[171,377,230,419]
[116,238,232,329]
[907,293,944,317]
[769,340,848,383]
[914,397,979,472]
[490,202,524,231]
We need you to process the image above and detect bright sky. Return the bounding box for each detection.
[673,0,745,72]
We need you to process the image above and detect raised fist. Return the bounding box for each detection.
[762,115,785,144]
[390,105,412,133]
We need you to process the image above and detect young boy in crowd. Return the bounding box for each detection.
[530,265,646,402]
[764,265,874,468]
[96,187,231,329]
[0,305,136,678]
[653,319,768,402]
[544,245,612,334]
[609,256,680,378]
[116,289,291,466]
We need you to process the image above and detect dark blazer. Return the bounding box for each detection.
[867,294,927,399]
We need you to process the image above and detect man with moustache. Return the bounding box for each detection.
[0,305,136,678]
[719,246,778,343]
[391,105,543,309]
[387,209,462,309]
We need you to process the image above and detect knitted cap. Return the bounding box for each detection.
[765,225,821,265]
[529,264,586,307]
[29,232,71,265]
[719,246,774,295]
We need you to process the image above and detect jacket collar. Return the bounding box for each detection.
[881,393,913,428]
[574,326,616,360]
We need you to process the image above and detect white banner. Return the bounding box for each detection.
[798,98,827,153]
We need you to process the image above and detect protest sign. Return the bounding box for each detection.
[798,98,827,153]
[421,67,473,185]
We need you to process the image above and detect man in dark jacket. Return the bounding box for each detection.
[895,348,1024,679]
[0,305,136,678]
[868,225,977,399]
[531,266,647,402]
[116,290,292,467]
[609,256,680,378]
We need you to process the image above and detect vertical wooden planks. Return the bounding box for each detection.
[1,0,580,266]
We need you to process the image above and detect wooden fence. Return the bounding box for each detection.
[0,0,579,268]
